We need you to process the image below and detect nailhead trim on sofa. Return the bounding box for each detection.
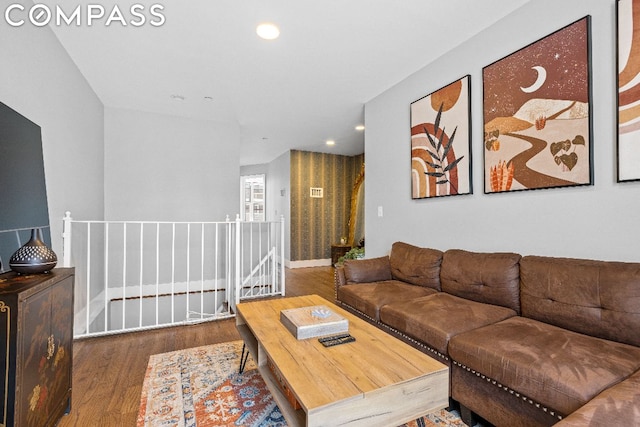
[378,320,450,361]
[452,361,563,421]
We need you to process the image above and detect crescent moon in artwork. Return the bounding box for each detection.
[520,66,547,93]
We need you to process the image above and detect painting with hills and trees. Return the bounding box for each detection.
[618,0,640,182]
[411,75,472,199]
[482,16,592,194]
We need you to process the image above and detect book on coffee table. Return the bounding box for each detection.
[280,305,348,339]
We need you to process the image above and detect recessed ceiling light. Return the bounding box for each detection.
[256,23,280,40]
[204,96,214,101]
[326,140,335,146]
[355,125,365,131]
[170,94,185,101]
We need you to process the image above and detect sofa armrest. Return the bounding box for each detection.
[335,257,392,302]
[335,265,347,288]
[554,370,640,426]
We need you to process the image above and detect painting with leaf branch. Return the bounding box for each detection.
[617,0,640,182]
[411,75,472,199]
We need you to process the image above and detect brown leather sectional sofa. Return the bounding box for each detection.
[334,242,640,427]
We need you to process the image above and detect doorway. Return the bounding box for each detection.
[240,174,265,221]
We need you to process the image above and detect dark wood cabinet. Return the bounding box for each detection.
[0,268,74,427]
[330,244,351,266]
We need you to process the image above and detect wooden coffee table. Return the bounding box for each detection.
[236,294,448,427]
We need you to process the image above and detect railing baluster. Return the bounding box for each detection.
[155,222,160,327]
[235,215,241,307]
[122,223,127,331]
[62,211,72,268]
[258,223,262,294]
[171,222,176,324]
[86,223,91,335]
[186,223,191,320]
[104,222,109,334]
[228,218,233,309]
[214,222,219,317]
[200,223,205,320]
[281,215,286,295]
[250,222,254,296]
[261,223,265,295]
[139,223,144,328]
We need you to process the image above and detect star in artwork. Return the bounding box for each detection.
[483,17,589,122]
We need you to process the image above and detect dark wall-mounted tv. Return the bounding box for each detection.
[0,101,51,272]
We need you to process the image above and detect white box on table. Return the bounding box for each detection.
[280,305,348,339]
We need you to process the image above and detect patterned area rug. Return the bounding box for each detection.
[137,341,468,427]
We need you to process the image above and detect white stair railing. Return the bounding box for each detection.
[63,212,285,338]
[232,215,286,305]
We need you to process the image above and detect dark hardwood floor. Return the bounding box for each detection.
[57,266,336,426]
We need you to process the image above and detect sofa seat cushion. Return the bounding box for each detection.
[379,293,517,356]
[554,370,640,426]
[337,280,438,321]
[449,316,640,416]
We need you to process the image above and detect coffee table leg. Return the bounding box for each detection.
[239,343,250,374]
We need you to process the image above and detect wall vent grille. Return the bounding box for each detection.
[310,187,323,198]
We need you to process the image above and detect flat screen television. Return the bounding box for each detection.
[0,101,51,272]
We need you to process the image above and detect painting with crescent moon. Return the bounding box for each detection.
[482,16,592,193]
[411,75,472,199]
[618,0,640,182]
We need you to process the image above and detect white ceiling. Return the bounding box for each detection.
[44,0,530,165]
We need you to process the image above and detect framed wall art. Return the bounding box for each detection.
[482,16,592,194]
[617,0,640,182]
[411,75,472,199]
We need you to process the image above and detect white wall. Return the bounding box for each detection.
[240,164,268,176]
[0,3,105,255]
[267,151,291,260]
[365,0,640,262]
[104,107,240,221]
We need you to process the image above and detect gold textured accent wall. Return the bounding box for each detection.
[290,150,364,261]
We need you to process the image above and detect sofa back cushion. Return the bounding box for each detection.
[389,242,443,290]
[343,256,392,283]
[441,249,521,312]
[521,255,640,347]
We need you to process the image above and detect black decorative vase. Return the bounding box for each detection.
[9,228,58,274]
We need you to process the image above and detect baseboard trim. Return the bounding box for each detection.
[286,259,332,269]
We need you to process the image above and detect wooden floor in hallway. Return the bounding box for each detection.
[57,266,336,427]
